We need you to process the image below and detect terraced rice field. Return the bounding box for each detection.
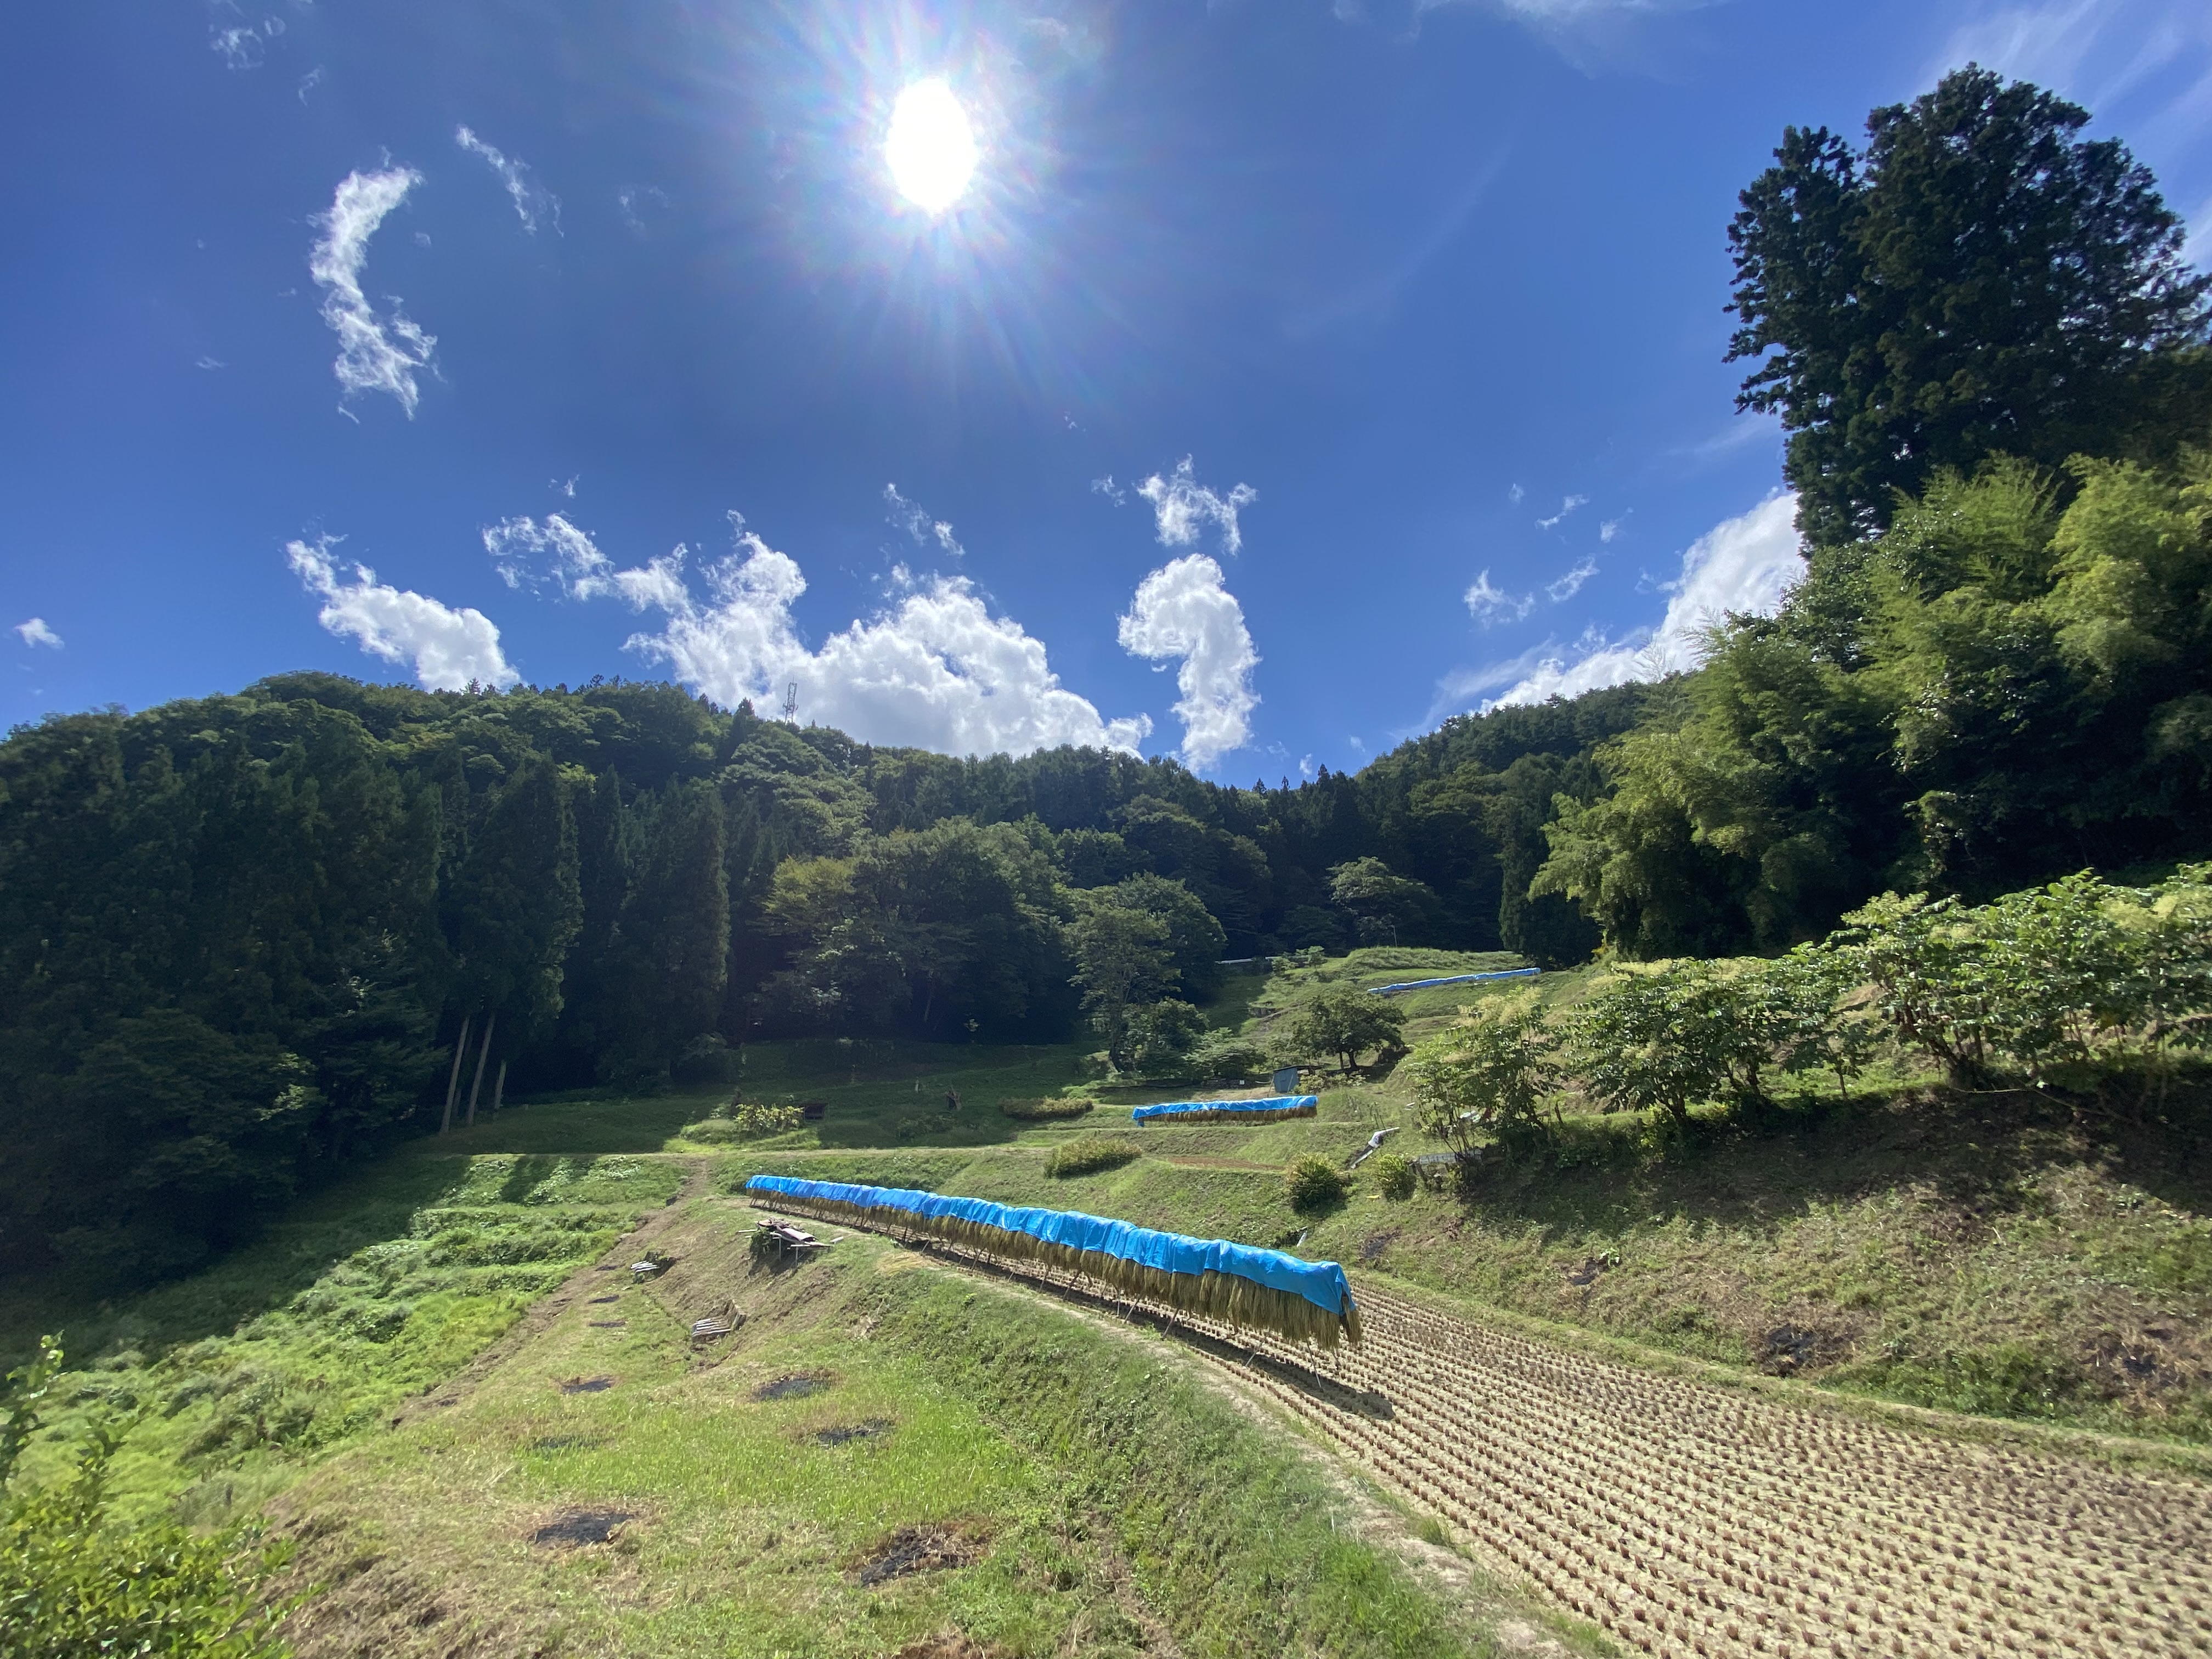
[797,1215,2212,1659]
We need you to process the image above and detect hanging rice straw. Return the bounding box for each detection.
[1130,1094,1319,1126]
[744,1173,1360,1348]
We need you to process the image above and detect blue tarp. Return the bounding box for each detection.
[1365,967,1539,996]
[743,1172,1353,1316]
[1129,1094,1317,1122]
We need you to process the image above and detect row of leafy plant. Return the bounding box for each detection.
[1403,867,2212,1155]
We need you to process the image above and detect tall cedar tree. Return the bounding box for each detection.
[1728,66,2212,545]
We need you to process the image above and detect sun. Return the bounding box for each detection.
[885,79,979,214]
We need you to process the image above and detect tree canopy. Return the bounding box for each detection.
[1728,66,2212,544]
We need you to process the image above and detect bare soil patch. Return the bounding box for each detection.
[752,1371,832,1400]
[850,1521,987,1587]
[529,1507,637,1548]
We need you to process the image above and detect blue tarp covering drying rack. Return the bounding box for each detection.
[1365,967,1540,996]
[743,1172,1358,1345]
[1130,1094,1318,1124]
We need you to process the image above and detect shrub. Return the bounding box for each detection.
[1401,990,1555,1157]
[727,1101,805,1138]
[1285,1155,1350,1212]
[1045,1135,1141,1178]
[2,1339,301,1659]
[1188,1031,1271,1081]
[1369,1153,1417,1201]
[1000,1097,1096,1122]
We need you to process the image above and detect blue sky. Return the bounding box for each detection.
[4,0,2209,777]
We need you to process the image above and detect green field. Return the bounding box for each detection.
[10,945,2212,1654]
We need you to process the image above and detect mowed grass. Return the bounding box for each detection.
[270,1204,1548,1659]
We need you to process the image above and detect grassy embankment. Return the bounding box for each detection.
[2,1011,1579,1656]
[270,1203,1582,1658]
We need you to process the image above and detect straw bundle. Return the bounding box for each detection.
[1133,1101,1318,1126]
[746,1175,1359,1349]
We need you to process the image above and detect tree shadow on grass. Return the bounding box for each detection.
[1443,1080,2212,1250]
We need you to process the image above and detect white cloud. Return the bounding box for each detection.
[15,618,61,649]
[195,356,225,370]
[1464,569,1535,625]
[1091,475,1127,506]
[1118,554,1260,769]
[289,537,518,691]
[209,12,284,70]
[482,514,689,612]
[308,168,436,416]
[1486,493,1803,708]
[1536,493,1588,531]
[1508,483,1525,504]
[1137,458,1257,554]
[1599,516,1626,544]
[505,518,1149,759]
[1545,558,1599,602]
[455,126,560,234]
[883,483,964,558]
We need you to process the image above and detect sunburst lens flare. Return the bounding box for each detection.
[885,79,979,213]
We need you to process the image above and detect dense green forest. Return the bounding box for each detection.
[3,66,2210,1286]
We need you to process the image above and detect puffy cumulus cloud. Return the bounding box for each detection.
[456,126,559,234]
[289,537,517,691]
[1487,493,1803,708]
[1138,457,1257,553]
[1118,554,1259,770]
[309,168,436,416]
[14,618,61,649]
[883,483,964,557]
[504,518,1149,759]
[1464,569,1533,625]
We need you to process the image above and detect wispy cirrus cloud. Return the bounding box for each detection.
[1535,493,1588,531]
[289,537,517,691]
[456,126,560,234]
[883,483,964,558]
[308,168,436,417]
[1545,557,1599,601]
[1464,569,1534,625]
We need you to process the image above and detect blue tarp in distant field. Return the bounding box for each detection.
[1365,967,1539,996]
[1129,1094,1317,1122]
[743,1172,1353,1316]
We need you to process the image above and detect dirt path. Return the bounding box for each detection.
[815,1220,2212,1659]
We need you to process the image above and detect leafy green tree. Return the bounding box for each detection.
[1566,962,1769,1126]
[1124,1000,1207,1076]
[1328,857,1436,946]
[1069,906,1176,1070]
[1087,874,1228,997]
[1401,990,1555,1159]
[1729,66,2212,544]
[1287,985,1407,1074]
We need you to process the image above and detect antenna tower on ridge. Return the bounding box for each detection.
[782,682,798,721]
